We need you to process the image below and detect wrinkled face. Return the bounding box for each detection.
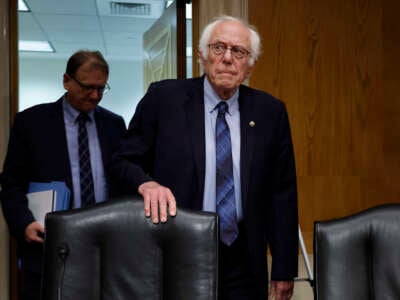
[63,61,108,112]
[200,21,254,99]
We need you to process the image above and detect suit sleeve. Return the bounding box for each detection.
[0,113,36,239]
[269,103,299,281]
[109,83,159,191]
[103,113,132,197]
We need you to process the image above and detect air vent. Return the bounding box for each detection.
[96,0,164,19]
[110,2,151,16]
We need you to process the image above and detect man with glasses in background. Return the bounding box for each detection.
[0,50,126,300]
[111,16,298,300]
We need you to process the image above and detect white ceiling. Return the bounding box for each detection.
[19,0,169,60]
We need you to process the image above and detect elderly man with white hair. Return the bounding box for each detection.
[111,15,299,300]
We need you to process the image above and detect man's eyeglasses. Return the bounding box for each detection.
[208,42,250,59]
[68,74,110,94]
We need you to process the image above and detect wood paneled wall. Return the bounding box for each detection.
[249,0,400,250]
[198,0,248,28]
[0,0,11,298]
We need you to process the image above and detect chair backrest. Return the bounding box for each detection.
[41,196,218,300]
[314,204,400,300]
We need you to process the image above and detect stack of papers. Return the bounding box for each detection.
[27,181,71,227]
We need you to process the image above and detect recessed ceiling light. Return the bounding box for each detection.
[186,3,192,19]
[18,0,30,12]
[19,41,55,52]
[186,46,192,57]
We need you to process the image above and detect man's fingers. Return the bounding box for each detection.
[160,188,176,222]
[143,193,151,217]
[25,231,44,243]
[31,235,44,243]
[138,181,177,223]
[159,196,168,223]
[167,189,177,217]
[150,197,160,223]
[25,221,45,243]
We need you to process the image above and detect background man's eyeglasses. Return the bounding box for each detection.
[208,42,250,59]
[68,74,110,94]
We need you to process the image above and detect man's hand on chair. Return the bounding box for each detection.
[138,181,176,223]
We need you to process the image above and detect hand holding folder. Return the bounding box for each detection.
[27,181,71,227]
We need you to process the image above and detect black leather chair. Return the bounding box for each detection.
[41,197,218,300]
[314,204,400,300]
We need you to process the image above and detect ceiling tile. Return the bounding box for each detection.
[100,16,156,33]
[103,31,141,45]
[19,13,41,31]
[46,30,103,43]
[35,14,101,31]
[19,30,47,41]
[51,41,106,54]
[26,0,97,15]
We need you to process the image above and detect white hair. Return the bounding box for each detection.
[198,15,261,66]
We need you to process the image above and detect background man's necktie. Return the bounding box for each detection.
[77,113,95,207]
[215,101,239,246]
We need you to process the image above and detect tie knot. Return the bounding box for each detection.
[216,101,229,115]
[77,112,90,125]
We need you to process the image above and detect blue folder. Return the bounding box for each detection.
[28,181,71,211]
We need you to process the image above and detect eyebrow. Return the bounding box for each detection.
[212,41,248,47]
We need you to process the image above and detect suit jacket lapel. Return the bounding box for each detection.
[239,86,256,215]
[184,77,206,209]
[94,109,109,165]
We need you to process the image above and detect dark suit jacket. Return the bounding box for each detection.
[111,76,299,296]
[0,97,126,272]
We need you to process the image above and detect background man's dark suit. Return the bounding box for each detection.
[112,76,298,297]
[0,97,126,273]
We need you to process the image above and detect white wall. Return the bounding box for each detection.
[19,56,144,125]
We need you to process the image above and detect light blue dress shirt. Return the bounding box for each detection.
[202,77,243,220]
[62,96,108,208]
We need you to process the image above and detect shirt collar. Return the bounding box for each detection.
[62,94,95,124]
[204,76,239,115]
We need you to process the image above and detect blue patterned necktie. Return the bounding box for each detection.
[215,101,239,246]
[77,113,95,207]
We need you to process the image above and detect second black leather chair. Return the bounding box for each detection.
[314,204,400,300]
